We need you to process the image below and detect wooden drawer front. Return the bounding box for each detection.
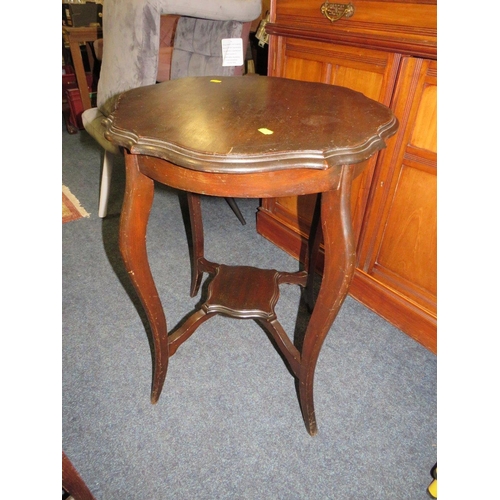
[269,0,437,58]
[357,57,437,315]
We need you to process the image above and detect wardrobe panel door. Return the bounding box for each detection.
[358,57,437,316]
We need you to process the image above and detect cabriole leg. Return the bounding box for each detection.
[298,166,356,435]
[119,151,169,403]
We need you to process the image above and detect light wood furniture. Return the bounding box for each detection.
[62,26,102,112]
[104,75,397,435]
[256,0,437,353]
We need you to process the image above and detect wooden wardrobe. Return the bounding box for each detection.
[256,0,437,353]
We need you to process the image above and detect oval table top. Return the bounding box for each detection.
[104,76,398,174]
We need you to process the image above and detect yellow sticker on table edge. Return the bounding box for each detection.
[258,128,274,135]
[210,79,222,83]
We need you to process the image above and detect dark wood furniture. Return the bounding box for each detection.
[104,75,397,435]
[256,0,437,353]
[62,451,96,500]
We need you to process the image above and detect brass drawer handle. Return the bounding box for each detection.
[320,2,355,22]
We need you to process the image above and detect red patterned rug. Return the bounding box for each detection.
[62,185,89,223]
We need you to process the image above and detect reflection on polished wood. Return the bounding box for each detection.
[105,76,397,435]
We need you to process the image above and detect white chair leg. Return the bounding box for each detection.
[98,150,114,218]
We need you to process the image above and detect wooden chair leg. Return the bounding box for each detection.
[98,150,114,218]
[225,197,246,225]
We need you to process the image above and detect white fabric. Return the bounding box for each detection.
[81,107,101,128]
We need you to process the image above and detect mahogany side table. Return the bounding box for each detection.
[104,76,398,435]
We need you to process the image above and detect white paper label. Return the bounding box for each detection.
[221,38,244,67]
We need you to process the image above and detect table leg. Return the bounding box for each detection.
[298,166,356,435]
[120,152,169,403]
[186,192,204,297]
[305,194,322,310]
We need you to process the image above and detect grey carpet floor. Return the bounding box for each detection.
[62,124,437,499]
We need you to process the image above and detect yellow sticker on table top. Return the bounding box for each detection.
[258,128,274,135]
[210,79,222,83]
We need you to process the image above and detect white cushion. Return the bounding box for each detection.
[82,107,120,154]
